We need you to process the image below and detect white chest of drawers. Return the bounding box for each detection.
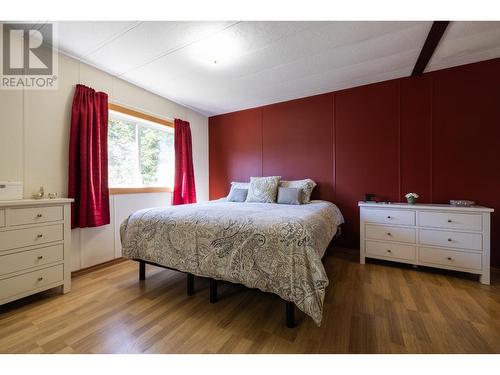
[0,198,73,304]
[359,202,494,284]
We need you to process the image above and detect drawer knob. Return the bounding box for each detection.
[37,234,43,238]
[447,257,453,261]
[37,255,43,260]
[386,249,392,253]
[36,213,43,218]
[37,276,43,282]
[447,219,452,223]
[386,232,392,236]
[387,216,392,219]
[447,238,452,242]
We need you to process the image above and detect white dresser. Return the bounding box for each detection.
[359,202,494,284]
[0,198,73,304]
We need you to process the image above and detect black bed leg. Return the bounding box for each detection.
[209,279,218,303]
[187,274,195,296]
[286,301,295,328]
[139,260,146,281]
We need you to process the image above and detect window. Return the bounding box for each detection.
[108,104,174,193]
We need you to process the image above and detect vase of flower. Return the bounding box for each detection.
[405,193,419,204]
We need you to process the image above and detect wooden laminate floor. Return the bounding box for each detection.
[1,248,499,354]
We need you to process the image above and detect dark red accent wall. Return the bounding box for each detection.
[209,58,500,267]
[209,108,262,199]
[335,80,401,247]
[262,94,334,201]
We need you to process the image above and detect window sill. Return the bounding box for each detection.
[109,187,173,195]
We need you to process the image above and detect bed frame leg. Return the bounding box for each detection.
[139,260,146,281]
[209,279,218,303]
[187,273,195,296]
[286,301,295,328]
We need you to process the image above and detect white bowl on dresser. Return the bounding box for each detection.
[0,198,73,305]
[359,202,494,284]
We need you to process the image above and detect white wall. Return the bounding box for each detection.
[0,49,209,271]
[72,193,172,271]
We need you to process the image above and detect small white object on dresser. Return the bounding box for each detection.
[0,198,73,305]
[0,181,23,200]
[359,202,494,284]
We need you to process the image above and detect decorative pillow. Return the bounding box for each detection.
[245,176,281,203]
[279,179,317,203]
[226,181,249,198]
[229,181,250,190]
[277,187,302,205]
[227,188,248,202]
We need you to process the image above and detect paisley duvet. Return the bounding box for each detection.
[120,200,344,325]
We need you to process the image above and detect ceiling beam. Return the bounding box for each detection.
[411,21,450,77]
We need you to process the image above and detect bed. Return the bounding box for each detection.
[120,199,344,326]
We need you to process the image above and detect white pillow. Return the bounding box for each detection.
[279,179,317,203]
[245,176,281,203]
[229,181,250,190]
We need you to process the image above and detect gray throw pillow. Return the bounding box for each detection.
[277,187,302,205]
[227,188,248,202]
[245,176,281,203]
[226,182,249,199]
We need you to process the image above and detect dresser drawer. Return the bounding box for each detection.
[362,208,415,226]
[0,209,4,227]
[419,229,482,251]
[8,205,63,226]
[366,240,416,261]
[0,224,63,251]
[365,224,416,243]
[419,247,482,271]
[0,264,63,301]
[0,244,63,276]
[419,211,482,231]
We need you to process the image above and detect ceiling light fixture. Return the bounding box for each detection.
[190,32,242,68]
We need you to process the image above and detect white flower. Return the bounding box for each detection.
[405,193,419,199]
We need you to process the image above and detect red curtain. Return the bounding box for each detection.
[68,84,110,229]
[173,119,197,205]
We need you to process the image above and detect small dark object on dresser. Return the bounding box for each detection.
[365,193,376,202]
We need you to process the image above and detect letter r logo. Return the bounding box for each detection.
[2,23,53,75]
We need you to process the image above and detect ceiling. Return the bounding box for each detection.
[41,21,500,116]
